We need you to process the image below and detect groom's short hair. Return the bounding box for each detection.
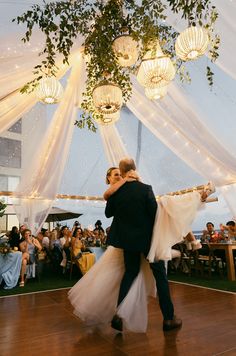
[119,158,136,174]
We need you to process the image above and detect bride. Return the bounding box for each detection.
[68,164,213,333]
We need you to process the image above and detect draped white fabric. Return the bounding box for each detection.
[13,53,85,233]
[0,50,83,134]
[0,92,38,135]
[127,78,236,187]
[220,183,236,220]
[99,125,128,166]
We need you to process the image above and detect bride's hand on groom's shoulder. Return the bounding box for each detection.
[126,170,140,182]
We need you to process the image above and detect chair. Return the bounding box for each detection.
[196,248,223,278]
[176,243,193,275]
[26,250,44,282]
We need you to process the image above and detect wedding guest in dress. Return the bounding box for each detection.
[19,229,42,287]
[71,227,95,275]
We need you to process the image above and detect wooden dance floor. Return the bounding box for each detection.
[0,282,236,356]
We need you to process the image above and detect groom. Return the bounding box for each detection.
[105,157,182,332]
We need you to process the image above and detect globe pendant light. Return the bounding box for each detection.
[175,26,209,61]
[112,34,139,67]
[36,77,64,104]
[92,82,123,114]
[137,41,175,89]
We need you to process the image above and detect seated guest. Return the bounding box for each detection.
[36,231,44,245]
[19,224,27,243]
[59,226,69,248]
[93,221,105,246]
[8,226,20,249]
[71,227,95,275]
[50,229,63,271]
[19,229,42,287]
[71,227,84,256]
[41,228,50,250]
[93,220,104,233]
[93,230,103,247]
[71,220,81,236]
[220,221,236,241]
[59,226,71,270]
[83,228,95,246]
[201,222,220,243]
[201,222,226,261]
[50,229,60,248]
[36,232,48,262]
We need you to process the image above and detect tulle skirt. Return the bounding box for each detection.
[68,246,156,332]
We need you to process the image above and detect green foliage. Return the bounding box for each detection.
[13,0,220,131]
[0,200,7,218]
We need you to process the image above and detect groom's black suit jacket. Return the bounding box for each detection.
[105,181,157,255]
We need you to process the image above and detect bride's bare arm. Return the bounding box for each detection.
[103,178,127,201]
[103,170,140,201]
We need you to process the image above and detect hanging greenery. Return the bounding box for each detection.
[13,0,220,132]
[0,200,7,218]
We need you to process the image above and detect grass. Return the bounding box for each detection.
[168,271,236,293]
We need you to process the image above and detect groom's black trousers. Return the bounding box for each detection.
[117,250,174,321]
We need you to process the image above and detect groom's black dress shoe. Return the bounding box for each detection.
[111,314,123,332]
[163,316,182,331]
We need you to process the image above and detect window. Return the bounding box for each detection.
[0,175,8,191]
[8,119,22,134]
[0,175,20,204]
[0,138,21,168]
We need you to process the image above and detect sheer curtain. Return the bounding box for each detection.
[127,78,236,187]
[220,183,236,219]
[99,124,128,166]
[13,53,86,233]
[0,50,83,134]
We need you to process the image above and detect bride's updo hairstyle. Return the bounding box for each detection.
[106,167,118,185]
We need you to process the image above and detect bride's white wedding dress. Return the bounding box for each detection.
[68,192,203,332]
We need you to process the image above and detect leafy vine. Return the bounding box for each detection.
[13,0,219,131]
